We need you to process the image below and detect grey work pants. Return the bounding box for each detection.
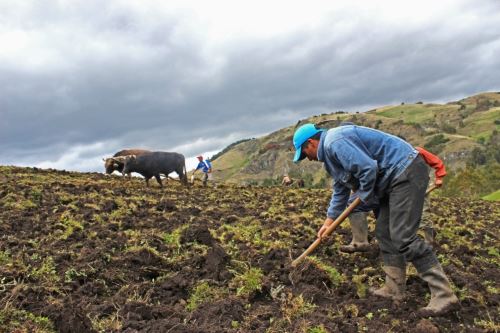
[375,155,439,273]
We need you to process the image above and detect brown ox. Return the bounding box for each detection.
[103,149,150,176]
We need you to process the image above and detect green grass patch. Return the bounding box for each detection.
[64,268,87,283]
[482,190,500,201]
[187,281,225,311]
[308,325,329,333]
[375,104,437,123]
[124,244,160,257]
[212,149,251,181]
[307,256,345,287]
[460,107,500,139]
[229,264,264,297]
[281,293,317,321]
[0,307,55,333]
[352,274,368,298]
[0,250,11,265]
[216,218,271,252]
[162,225,188,250]
[29,256,60,284]
[59,211,84,240]
[0,192,38,210]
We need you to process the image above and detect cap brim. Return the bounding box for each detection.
[293,148,305,163]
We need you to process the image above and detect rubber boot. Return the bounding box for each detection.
[340,212,371,253]
[370,266,406,302]
[418,264,459,316]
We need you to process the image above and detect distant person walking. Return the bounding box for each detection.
[192,155,212,186]
[282,175,293,186]
[282,175,305,188]
[292,123,458,316]
[340,146,446,253]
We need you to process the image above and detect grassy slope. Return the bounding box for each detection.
[483,190,500,201]
[461,107,500,139]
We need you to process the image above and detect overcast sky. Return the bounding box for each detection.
[1,0,499,172]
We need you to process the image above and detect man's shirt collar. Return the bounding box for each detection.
[317,131,327,162]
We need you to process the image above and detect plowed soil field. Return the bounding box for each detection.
[0,166,498,332]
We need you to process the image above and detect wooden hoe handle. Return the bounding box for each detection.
[291,197,362,267]
[426,185,438,196]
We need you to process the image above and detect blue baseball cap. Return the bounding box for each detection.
[292,123,323,163]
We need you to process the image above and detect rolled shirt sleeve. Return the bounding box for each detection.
[416,147,446,179]
[327,180,350,219]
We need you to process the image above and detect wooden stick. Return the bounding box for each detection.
[425,185,438,196]
[291,197,361,267]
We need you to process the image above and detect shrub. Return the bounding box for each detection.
[468,148,488,167]
[441,163,500,198]
[441,123,457,134]
[424,134,449,154]
[475,98,492,112]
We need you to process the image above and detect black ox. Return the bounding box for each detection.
[122,152,188,187]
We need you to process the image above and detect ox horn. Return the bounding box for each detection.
[112,155,135,162]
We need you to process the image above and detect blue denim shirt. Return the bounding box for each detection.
[317,125,418,219]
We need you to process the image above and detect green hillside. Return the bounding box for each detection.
[211,92,500,197]
[483,190,500,201]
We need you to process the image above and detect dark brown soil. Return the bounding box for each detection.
[0,166,498,332]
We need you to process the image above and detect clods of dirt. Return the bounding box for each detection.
[191,297,245,329]
[181,224,215,246]
[411,319,440,333]
[156,199,177,212]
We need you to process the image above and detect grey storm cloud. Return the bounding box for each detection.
[1,0,500,172]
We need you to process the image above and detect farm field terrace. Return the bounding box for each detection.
[0,166,498,333]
